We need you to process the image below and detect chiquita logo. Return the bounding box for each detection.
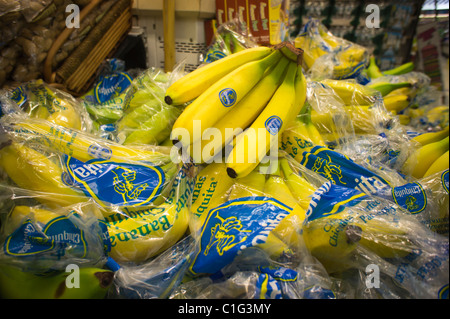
[219,88,237,107]
[189,196,291,276]
[63,156,165,207]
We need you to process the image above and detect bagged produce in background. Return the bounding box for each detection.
[294,19,369,83]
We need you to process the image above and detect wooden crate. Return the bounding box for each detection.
[44,0,133,96]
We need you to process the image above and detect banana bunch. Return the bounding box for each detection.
[0,115,180,212]
[9,79,87,130]
[166,42,307,179]
[0,264,114,299]
[116,68,182,146]
[402,128,449,179]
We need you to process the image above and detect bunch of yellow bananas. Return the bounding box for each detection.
[165,42,307,179]
[402,126,449,179]
[187,156,318,264]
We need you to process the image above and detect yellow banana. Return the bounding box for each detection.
[411,126,449,146]
[280,117,314,163]
[0,142,88,208]
[402,136,449,179]
[5,117,172,164]
[294,35,327,69]
[189,56,291,164]
[358,218,417,259]
[385,86,417,99]
[398,114,411,125]
[424,150,449,177]
[189,162,235,234]
[171,50,282,148]
[226,168,294,259]
[320,79,376,105]
[165,46,274,105]
[302,210,362,273]
[279,157,317,211]
[226,61,306,179]
[383,94,410,113]
[263,163,307,249]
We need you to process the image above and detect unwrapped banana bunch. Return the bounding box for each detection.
[166,42,307,179]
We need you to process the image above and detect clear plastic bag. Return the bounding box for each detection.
[115,67,183,146]
[294,19,369,82]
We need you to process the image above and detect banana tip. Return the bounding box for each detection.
[345,225,362,244]
[227,167,238,179]
[164,96,173,105]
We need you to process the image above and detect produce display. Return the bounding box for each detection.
[0,18,448,300]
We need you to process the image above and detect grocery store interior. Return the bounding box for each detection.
[0,0,449,301]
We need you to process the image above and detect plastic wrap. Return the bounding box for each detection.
[294,19,369,83]
[302,180,449,298]
[0,111,197,264]
[200,19,260,65]
[1,79,93,132]
[115,68,183,146]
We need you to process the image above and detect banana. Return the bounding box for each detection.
[280,117,315,163]
[165,46,274,106]
[189,162,235,234]
[263,163,307,249]
[294,35,328,69]
[385,86,417,99]
[357,218,416,259]
[398,114,411,125]
[402,136,449,179]
[302,210,362,273]
[226,61,306,179]
[0,264,114,299]
[171,50,282,148]
[189,56,291,164]
[0,142,88,208]
[366,56,384,79]
[121,104,182,145]
[383,94,410,113]
[279,157,316,211]
[424,150,449,177]
[106,164,193,263]
[411,126,449,146]
[320,79,376,105]
[226,168,294,259]
[382,61,414,76]
[366,81,412,97]
[4,116,172,164]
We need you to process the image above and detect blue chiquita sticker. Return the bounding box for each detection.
[219,88,237,107]
[63,155,165,207]
[392,182,427,214]
[265,116,283,135]
[442,170,449,194]
[4,215,87,258]
[188,196,292,276]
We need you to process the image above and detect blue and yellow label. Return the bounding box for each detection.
[219,88,237,107]
[63,155,165,207]
[392,182,427,214]
[442,170,449,194]
[188,196,292,276]
[438,284,449,299]
[255,273,283,299]
[265,116,283,135]
[4,215,87,258]
[300,146,391,195]
[306,181,367,223]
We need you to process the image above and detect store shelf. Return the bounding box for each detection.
[132,0,216,18]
